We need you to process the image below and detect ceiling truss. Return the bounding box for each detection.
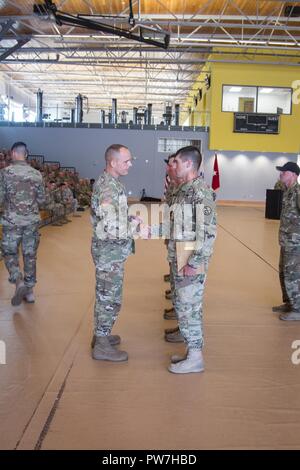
[1,0,300,118]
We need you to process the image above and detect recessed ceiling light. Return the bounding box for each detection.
[260,88,273,93]
[229,87,242,92]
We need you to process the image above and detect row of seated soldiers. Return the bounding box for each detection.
[0,149,93,227]
[31,160,93,226]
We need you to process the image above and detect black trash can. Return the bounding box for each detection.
[265,189,283,219]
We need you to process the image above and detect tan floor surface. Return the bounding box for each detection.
[1,207,300,450]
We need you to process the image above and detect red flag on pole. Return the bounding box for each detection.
[212,153,220,190]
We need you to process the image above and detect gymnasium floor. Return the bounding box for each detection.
[0,206,300,450]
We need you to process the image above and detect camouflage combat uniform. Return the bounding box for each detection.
[61,186,75,215]
[45,186,64,221]
[278,182,300,311]
[164,182,179,305]
[274,180,286,191]
[91,171,135,338]
[0,160,45,287]
[54,186,69,221]
[168,177,217,350]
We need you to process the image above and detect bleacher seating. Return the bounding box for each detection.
[0,149,92,258]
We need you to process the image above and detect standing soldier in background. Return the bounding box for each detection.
[163,154,185,343]
[273,162,300,321]
[167,146,217,374]
[163,154,176,315]
[91,144,143,362]
[0,142,45,305]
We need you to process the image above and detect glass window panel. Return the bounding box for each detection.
[222,85,257,112]
[257,87,291,114]
[158,138,201,153]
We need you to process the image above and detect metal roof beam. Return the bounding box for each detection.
[2,63,201,73]
[2,32,300,43]
[0,39,30,62]
[14,80,192,90]
[1,14,300,22]
[11,46,300,59]
[10,46,212,53]
[3,71,203,82]
[4,57,300,66]
[0,20,15,39]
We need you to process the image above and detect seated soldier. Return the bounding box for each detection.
[45,181,64,226]
[60,182,74,222]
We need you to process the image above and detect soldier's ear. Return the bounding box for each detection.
[186,159,192,170]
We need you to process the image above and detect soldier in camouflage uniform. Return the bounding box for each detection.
[45,181,65,226]
[54,183,71,224]
[77,179,92,207]
[272,161,300,321]
[91,144,141,362]
[167,146,217,374]
[163,155,186,343]
[163,155,177,319]
[60,182,74,220]
[0,142,45,305]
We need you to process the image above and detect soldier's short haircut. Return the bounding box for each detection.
[11,141,28,157]
[105,144,129,163]
[167,154,176,165]
[175,146,202,170]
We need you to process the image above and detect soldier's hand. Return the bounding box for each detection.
[179,264,198,276]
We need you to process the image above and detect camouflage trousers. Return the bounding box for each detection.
[91,243,125,337]
[1,223,40,288]
[49,203,64,220]
[170,258,209,350]
[280,247,300,311]
[169,262,176,306]
[279,247,289,304]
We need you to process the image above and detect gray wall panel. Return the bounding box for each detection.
[0,126,296,201]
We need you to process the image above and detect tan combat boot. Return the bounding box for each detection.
[170,349,187,364]
[272,303,291,313]
[163,307,176,320]
[279,311,300,321]
[165,325,179,335]
[90,334,121,348]
[165,289,172,300]
[92,336,128,362]
[11,278,28,306]
[165,328,184,343]
[168,349,205,374]
[24,288,35,303]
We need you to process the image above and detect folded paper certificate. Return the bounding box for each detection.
[176,241,205,275]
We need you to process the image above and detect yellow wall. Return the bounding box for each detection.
[209,57,300,152]
[181,66,211,127]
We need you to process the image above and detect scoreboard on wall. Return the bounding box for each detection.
[234,113,279,134]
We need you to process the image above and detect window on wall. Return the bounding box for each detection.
[257,87,291,114]
[158,138,201,153]
[222,85,292,114]
[222,86,257,113]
